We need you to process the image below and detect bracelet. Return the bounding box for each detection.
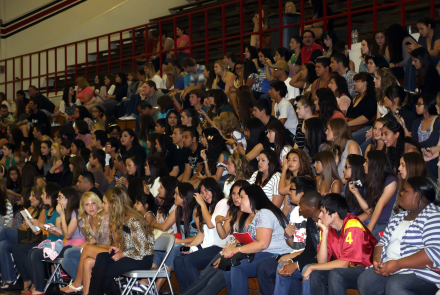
[204,160,208,163]
[284,236,291,240]
[238,247,241,253]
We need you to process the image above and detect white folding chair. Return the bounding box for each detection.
[42,257,70,292]
[120,233,175,295]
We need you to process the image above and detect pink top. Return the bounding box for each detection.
[76,133,93,147]
[177,35,190,54]
[77,87,94,103]
[331,111,347,121]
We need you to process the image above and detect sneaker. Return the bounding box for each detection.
[125,115,136,120]
[118,116,127,120]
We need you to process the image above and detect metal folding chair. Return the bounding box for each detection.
[120,233,175,295]
[42,257,70,292]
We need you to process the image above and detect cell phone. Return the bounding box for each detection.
[110,249,116,257]
[43,224,51,230]
[394,109,400,114]
[113,175,119,181]
[180,246,190,252]
[405,42,412,46]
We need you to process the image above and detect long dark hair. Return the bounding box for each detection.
[156,134,177,159]
[165,109,181,135]
[75,106,92,120]
[197,177,224,232]
[383,121,405,172]
[304,117,326,158]
[236,86,256,126]
[62,85,76,108]
[227,180,250,234]
[45,182,61,210]
[344,155,366,215]
[316,88,343,126]
[304,63,317,84]
[386,24,409,64]
[370,117,391,152]
[206,134,229,176]
[145,156,169,185]
[331,75,352,100]
[157,176,178,219]
[255,150,281,188]
[139,115,155,142]
[241,185,288,228]
[245,118,265,154]
[175,182,197,237]
[411,47,433,89]
[126,155,143,178]
[266,120,288,161]
[365,150,396,210]
[207,89,229,119]
[59,186,80,226]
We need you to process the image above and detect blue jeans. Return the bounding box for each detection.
[182,253,226,295]
[224,252,273,295]
[174,246,222,293]
[153,245,183,271]
[0,227,18,281]
[257,257,305,295]
[12,242,39,283]
[124,97,140,117]
[101,99,120,112]
[352,125,371,146]
[61,247,81,280]
[274,263,313,295]
[310,266,365,295]
[360,137,371,155]
[358,267,438,295]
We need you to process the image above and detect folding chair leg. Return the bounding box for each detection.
[43,264,60,293]
[166,273,174,295]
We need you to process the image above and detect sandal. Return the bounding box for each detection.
[60,283,83,294]
[21,284,33,293]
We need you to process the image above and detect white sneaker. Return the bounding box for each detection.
[118,116,128,120]
[125,115,136,120]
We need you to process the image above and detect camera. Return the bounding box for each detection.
[352,180,362,188]
[395,109,400,114]
[180,246,190,252]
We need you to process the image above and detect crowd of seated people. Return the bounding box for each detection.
[0,4,440,294]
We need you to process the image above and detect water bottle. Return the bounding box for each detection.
[354,30,358,44]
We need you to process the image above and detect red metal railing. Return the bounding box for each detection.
[0,0,437,98]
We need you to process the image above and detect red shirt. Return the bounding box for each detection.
[318,213,377,267]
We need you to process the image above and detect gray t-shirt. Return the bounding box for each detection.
[147,90,162,108]
[248,209,292,254]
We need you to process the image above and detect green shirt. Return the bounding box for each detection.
[0,114,15,131]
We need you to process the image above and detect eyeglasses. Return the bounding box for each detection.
[416,103,424,106]
[57,196,65,200]
[344,165,352,169]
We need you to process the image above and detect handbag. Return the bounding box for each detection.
[18,228,46,244]
[217,243,255,271]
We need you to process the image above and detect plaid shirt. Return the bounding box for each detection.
[342,68,357,98]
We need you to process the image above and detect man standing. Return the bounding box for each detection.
[304,194,377,295]
[269,81,298,145]
[28,85,55,115]
[330,53,357,98]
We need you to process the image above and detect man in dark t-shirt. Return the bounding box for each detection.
[181,128,204,182]
[28,86,55,114]
[17,97,51,138]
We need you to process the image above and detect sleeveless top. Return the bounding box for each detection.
[319,178,338,194]
[45,208,64,241]
[337,140,361,179]
[217,78,226,91]
[315,77,331,90]
[5,154,17,167]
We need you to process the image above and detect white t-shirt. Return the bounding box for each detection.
[223,179,235,197]
[201,198,230,248]
[284,77,300,100]
[384,220,412,262]
[59,99,81,114]
[288,206,307,253]
[150,75,165,90]
[274,98,298,136]
[102,147,111,167]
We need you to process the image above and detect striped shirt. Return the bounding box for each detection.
[248,171,281,202]
[378,203,440,284]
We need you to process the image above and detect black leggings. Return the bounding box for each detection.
[93,252,153,286]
